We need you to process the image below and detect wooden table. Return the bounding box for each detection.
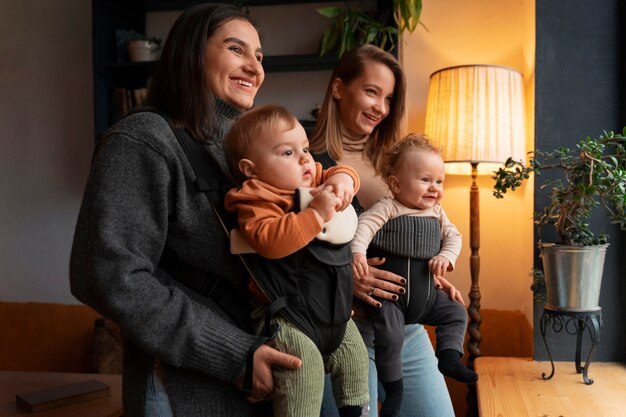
[476,357,626,417]
[0,371,122,417]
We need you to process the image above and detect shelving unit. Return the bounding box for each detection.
[93,0,145,136]
[92,0,390,137]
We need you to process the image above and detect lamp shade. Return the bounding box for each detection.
[424,65,526,174]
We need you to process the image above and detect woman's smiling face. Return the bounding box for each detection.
[333,61,396,136]
[204,18,264,110]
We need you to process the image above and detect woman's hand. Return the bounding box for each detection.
[323,173,355,211]
[353,257,406,308]
[434,275,465,306]
[238,344,302,403]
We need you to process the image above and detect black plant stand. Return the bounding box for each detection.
[539,306,602,385]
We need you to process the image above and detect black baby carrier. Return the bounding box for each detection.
[231,189,355,356]
[367,215,442,324]
[155,111,355,369]
[241,235,354,355]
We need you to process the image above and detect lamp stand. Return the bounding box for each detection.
[467,162,482,369]
[466,163,483,417]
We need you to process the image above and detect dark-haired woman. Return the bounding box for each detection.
[70,4,300,417]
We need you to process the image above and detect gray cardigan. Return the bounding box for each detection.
[70,105,270,416]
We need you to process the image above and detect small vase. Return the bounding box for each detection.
[128,40,160,62]
[540,243,608,311]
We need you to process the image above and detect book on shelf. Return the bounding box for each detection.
[16,379,111,413]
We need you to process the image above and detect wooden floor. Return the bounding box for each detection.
[476,357,626,417]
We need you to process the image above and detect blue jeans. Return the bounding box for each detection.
[321,324,454,417]
[145,361,174,417]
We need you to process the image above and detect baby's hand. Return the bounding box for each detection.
[428,255,450,277]
[323,173,355,211]
[310,186,341,223]
[352,253,369,280]
[434,275,465,306]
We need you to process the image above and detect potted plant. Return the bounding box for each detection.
[317,0,423,57]
[492,129,626,311]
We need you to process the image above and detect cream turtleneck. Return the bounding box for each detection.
[336,132,391,210]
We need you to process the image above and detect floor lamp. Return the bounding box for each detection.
[424,65,526,371]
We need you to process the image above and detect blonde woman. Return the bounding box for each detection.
[311,45,456,417]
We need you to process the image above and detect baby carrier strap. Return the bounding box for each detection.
[146,110,247,324]
[138,110,267,396]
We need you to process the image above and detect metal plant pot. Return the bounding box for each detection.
[540,243,609,311]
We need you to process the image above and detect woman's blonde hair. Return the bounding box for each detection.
[309,45,406,173]
[380,133,441,184]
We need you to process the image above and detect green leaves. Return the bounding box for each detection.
[492,129,626,246]
[492,157,533,199]
[317,6,343,18]
[394,0,422,33]
[317,1,421,57]
[318,7,343,57]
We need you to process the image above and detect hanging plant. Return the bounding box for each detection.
[318,0,423,57]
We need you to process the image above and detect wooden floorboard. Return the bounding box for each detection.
[476,357,626,417]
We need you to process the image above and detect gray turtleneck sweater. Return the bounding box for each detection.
[70,102,270,416]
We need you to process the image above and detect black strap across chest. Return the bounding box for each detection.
[147,111,245,318]
[145,110,266,396]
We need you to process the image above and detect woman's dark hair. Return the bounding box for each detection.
[145,4,259,142]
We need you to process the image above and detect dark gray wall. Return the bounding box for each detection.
[534,0,625,361]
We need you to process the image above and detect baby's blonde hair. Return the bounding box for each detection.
[380,133,442,185]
